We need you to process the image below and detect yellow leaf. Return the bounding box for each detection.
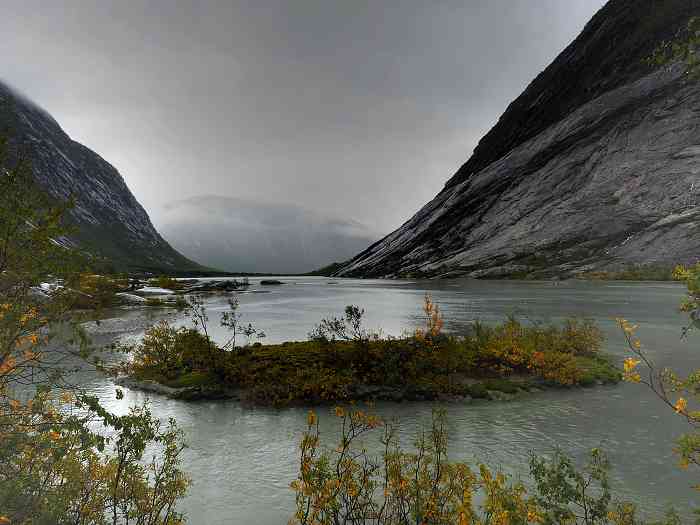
[623,358,640,373]
[60,392,74,404]
[674,397,688,415]
[307,410,317,426]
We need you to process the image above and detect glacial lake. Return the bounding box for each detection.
[82,277,699,523]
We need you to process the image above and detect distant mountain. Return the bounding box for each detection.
[158,196,377,274]
[0,80,204,274]
[339,0,700,279]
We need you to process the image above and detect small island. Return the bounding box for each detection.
[260,279,285,285]
[114,296,620,406]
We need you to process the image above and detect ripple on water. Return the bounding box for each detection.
[81,278,699,523]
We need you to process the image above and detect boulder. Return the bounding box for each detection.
[132,286,175,296]
[116,292,148,305]
[181,279,250,293]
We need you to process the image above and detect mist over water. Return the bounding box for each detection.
[157,196,377,273]
[83,278,699,523]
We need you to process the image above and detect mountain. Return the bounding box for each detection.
[157,195,376,274]
[338,0,700,279]
[0,80,205,274]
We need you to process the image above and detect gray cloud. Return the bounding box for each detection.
[2,0,606,235]
[159,195,377,273]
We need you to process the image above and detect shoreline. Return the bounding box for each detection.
[114,368,619,405]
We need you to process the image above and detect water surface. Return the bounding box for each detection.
[85,277,699,523]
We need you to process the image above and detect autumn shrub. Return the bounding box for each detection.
[150,275,184,291]
[178,328,222,372]
[529,351,582,386]
[555,319,603,357]
[0,137,190,524]
[461,316,603,385]
[130,321,221,380]
[291,408,672,525]
[125,294,611,406]
[131,320,181,376]
[477,317,531,373]
[413,293,445,347]
[73,272,127,309]
[0,398,189,524]
[246,362,356,405]
[215,314,609,405]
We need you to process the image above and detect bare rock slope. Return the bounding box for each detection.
[0,81,203,274]
[339,0,700,279]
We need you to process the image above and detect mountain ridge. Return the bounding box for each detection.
[446,0,698,190]
[338,0,700,279]
[0,80,205,274]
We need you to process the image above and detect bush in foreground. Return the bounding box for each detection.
[291,408,681,525]
[0,134,190,524]
[618,262,700,498]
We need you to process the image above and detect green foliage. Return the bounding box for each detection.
[479,379,521,394]
[647,17,700,76]
[128,297,613,406]
[143,296,189,310]
[291,409,679,525]
[150,276,184,291]
[577,355,620,386]
[1,398,189,525]
[579,265,676,281]
[74,273,128,309]
[530,449,611,524]
[292,409,535,525]
[128,321,221,380]
[674,263,700,332]
[173,295,189,310]
[160,370,215,389]
[0,137,85,295]
[145,297,168,307]
[462,316,605,385]
[0,135,190,524]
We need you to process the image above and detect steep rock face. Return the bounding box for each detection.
[340,0,700,279]
[0,81,203,273]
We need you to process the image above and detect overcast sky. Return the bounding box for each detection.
[2,0,606,235]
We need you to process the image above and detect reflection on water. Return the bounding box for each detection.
[83,277,699,523]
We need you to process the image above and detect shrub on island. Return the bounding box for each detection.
[121,295,618,406]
